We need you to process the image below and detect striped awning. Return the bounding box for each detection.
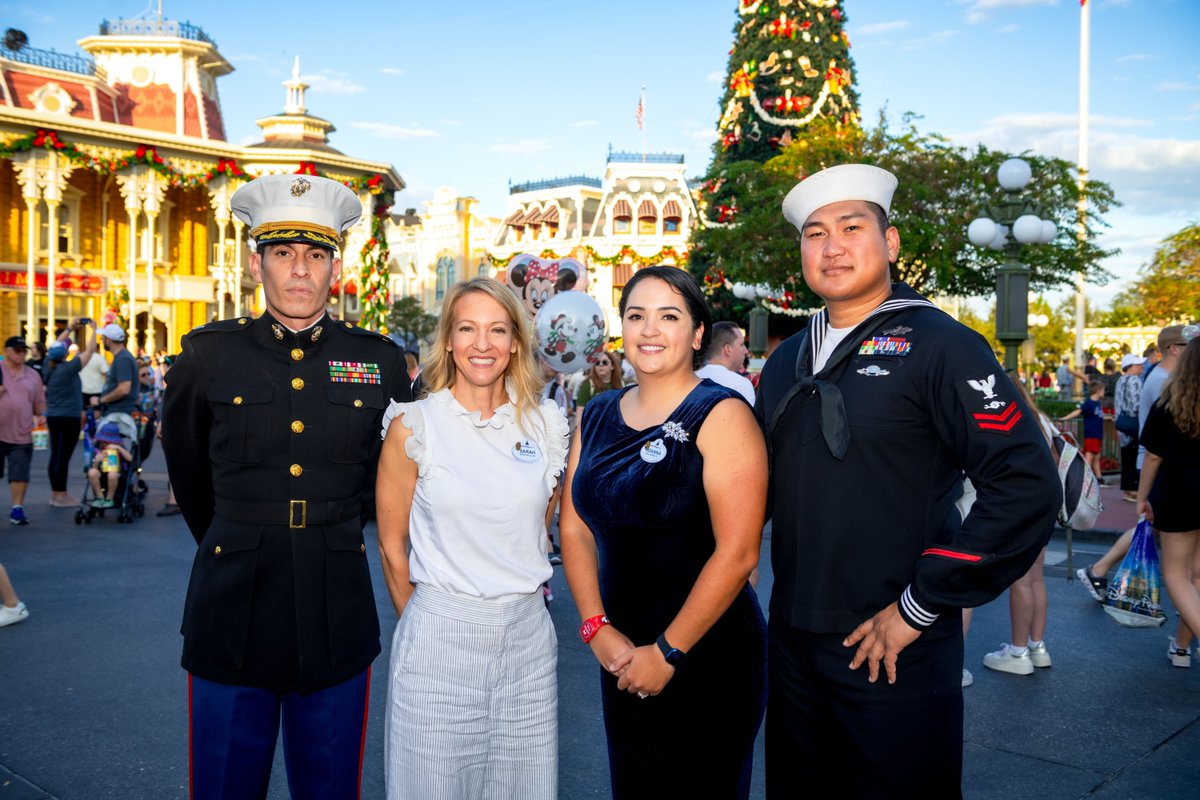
[662,200,683,220]
[638,200,657,220]
[504,209,525,227]
[540,205,560,224]
[612,199,632,219]
[524,208,544,226]
[613,262,633,285]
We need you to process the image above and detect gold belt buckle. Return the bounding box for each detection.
[289,500,307,529]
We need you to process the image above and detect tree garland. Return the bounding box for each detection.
[487,244,689,270]
[358,198,393,331]
[0,128,386,192]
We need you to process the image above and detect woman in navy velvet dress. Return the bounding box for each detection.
[560,267,768,799]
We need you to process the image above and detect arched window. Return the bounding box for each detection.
[612,199,632,234]
[637,200,657,235]
[663,200,683,234]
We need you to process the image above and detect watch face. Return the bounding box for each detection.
[665,649,686,666]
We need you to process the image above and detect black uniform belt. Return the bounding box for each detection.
[213,497,362,529]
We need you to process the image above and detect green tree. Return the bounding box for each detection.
[1120,224,1200,323]
[708,0,859,177]
[385,295,437,348]
[690,112,1119,310]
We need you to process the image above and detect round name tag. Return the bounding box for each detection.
[513,440,541,463]
[640,438,667,464]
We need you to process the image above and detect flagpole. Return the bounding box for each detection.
[640,85,647,162]
[1074,0,1090,375]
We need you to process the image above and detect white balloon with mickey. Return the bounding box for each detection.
[534,290,607,374]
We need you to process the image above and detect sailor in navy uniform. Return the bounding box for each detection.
[163,174,411,800]
[757,165,1060,798]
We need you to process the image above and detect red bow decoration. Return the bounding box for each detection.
[716,205,737,223]
[295,162,318,176]
[768,13,797,38]
[524,260,560,281]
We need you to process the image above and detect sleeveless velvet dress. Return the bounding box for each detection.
[571,380,767,799]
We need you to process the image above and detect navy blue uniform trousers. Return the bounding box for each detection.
[189,668,370,800]
[766,619,963,800]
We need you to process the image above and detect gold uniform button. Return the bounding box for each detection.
[359,544,366,554]
[291,348,304,361]
[353,399,363,408]
[291,378,304,391]
[291,420,304,434]
[233,396,243,405]
[290,464,303,477]
[214,545,222,556]
[238,318,247,325]
[343,321,352,329]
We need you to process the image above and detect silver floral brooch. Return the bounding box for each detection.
[661,421,690,443]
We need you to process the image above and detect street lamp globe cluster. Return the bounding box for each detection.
[967,157,1058,372]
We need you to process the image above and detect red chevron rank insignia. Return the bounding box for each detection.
[972,402,1022,434]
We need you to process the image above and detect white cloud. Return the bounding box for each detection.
[900,30,959,50]
[302,71,366,95]
[997,23,1018,33]
[485,139,553,155]
[439,119,463,127]
[684,128,719,144]
[569,120,597,128]
[964,0,1056,25]
[352,122,438,139]
[1115,54,1154,63]
[379,67,405,76]
[706,70,725,83]
[1155,81,1191,92]
[855,21,911,36]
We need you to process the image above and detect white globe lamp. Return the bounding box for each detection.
[997,158,1032,191]
[967,218,998,247]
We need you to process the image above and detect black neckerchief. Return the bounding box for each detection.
[767,283,940,461]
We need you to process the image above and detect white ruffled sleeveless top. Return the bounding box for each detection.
[381,387,569,601]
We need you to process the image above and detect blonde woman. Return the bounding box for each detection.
[376,277,568,798]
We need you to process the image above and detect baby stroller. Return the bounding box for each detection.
[75,417,147,525]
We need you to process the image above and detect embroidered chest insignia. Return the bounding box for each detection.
[859,337,912,357]
[271,324,285,341]
[328,361,381,384]
[857,365,890,377]
[967,374,998,399]
[311,325,323,343]
[661,421,690,443]
[881,325,912,336]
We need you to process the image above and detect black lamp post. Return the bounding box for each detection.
[967,158,1057,372]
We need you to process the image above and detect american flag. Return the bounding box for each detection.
[636,90,645,131]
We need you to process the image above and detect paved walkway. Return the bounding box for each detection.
[1,448,1196,799]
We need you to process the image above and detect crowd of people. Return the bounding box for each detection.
[2,166,1196,800]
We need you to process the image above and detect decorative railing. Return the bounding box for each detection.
[0,44,96,76]
[99,18,216,46]
[510,175,601,193]
[607,151,684,164]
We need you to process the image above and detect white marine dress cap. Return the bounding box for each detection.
[782,164,899,232]
[232,174,362,250]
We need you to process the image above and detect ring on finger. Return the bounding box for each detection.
[637,691,648,699]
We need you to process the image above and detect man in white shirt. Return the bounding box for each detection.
[696,321,755,404]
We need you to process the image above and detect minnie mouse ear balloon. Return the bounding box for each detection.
[534,291,607,374]
[506,254,584,320]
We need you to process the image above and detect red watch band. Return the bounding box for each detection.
[579,614,610,643]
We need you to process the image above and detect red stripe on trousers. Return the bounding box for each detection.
[923,547,983,562]
[358,665,371,800]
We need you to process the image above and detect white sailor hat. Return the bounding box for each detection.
[232,174,362,251]
[782,164,898,232]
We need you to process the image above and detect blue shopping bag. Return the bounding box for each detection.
[1103,519,1167,628]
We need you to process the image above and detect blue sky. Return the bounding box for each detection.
[6,0,1198,307]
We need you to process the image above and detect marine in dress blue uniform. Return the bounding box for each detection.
[162,174,411,800]
[757,165,1060,799]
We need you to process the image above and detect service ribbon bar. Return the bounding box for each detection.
[859,337,912,357]
[328,361,382,384]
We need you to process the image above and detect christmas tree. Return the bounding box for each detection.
[709,0,859,174]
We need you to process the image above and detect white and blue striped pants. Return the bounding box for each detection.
[384,584,557,799]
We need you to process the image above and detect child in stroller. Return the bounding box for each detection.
[76,421,146,524]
